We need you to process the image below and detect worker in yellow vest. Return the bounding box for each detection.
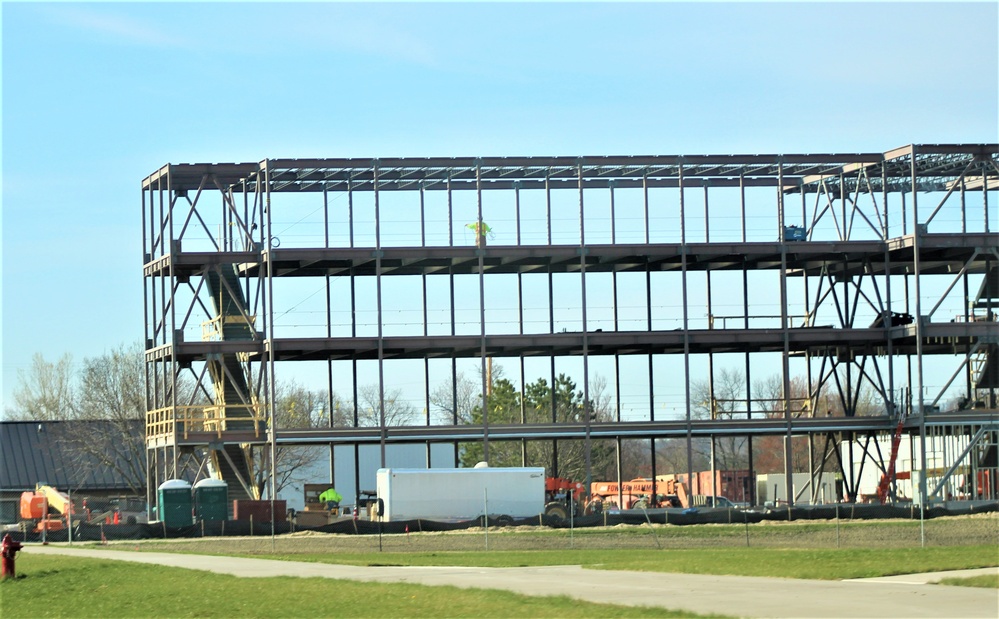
[318,487,343,513]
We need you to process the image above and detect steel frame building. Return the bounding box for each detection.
[142,144,999,511]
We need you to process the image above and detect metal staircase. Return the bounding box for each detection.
[971,265,998,395]
[204,265,261,502]
[971,348,998,390]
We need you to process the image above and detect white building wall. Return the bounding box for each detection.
[756,473,837,505]
[841,433,978,503]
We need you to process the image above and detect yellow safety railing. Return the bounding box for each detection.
[201,314,256,341]
[146,404,266,441]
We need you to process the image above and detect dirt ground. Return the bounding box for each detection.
[107,512,998,555]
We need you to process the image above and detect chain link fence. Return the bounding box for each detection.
[7,500,996,552]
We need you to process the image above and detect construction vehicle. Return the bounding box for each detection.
[783,225,807,242]
[19,484,74,532]
[870,311,915,328]
[591,479,645,509]
[689,495,737,508]
[876,413,907,504]
[543,477,591,522]
[74,496,148,525]
[668,470,754,504]
[591,477,691,509]
[967,470,997,499]
[958,443,997,500]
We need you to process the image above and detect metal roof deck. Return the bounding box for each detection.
[141,144,999,194]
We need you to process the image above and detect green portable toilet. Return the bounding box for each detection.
[157,479,193,527]
[193,479,228,521]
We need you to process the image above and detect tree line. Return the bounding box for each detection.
[6,343,147,496]
[7,344,876,497]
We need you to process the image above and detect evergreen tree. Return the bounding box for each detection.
[460,372,615,484]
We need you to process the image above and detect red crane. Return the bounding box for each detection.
[876,415,906,504]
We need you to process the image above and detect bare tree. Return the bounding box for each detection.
[7,344,337,499]
[50,344,147,495]
[251,381,331,498]
[689,368,749,470]
[326,392,354,427]
[753,374,825,474]
[357,384,418,427]
[753,374,818,418]
[6,353,76,420]
[273,381,330,429]
[429,368,484,425]
[618,439,654,479]
[655,438,710,475]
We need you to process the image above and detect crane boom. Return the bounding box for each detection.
[876,418,906,504]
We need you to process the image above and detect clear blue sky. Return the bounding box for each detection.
[2,1,997,412]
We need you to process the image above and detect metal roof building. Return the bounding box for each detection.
[0,420,145,523]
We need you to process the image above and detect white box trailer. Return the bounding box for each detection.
[375,466,546,522]
[757,473,838,505]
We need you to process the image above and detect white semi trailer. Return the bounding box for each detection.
[374,465,546,522]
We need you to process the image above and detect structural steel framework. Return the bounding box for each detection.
[142,144,999,511]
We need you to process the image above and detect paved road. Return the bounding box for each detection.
[27,544,999,618]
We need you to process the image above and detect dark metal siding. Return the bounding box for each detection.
[0,421,142,492]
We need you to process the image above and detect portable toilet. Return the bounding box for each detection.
[193,479,228,521]
[157,479,193,527]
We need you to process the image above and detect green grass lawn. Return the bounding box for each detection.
[0,555,719,619]
[937,574,999,588]
[15,517,991,618]
[3,538,995,618]
[208,545,997,580]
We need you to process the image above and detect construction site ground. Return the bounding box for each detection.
[96,511,999,552]
[27,543,999,618]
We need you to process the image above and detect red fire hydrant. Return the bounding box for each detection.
[1,533,24,579]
